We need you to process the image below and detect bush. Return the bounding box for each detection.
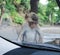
[11,11,25,24]
[14,15,24,24]
[37,13,49,25]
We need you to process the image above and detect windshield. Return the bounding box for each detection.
[0,0,60,52]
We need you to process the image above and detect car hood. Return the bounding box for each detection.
[0,36,60,52]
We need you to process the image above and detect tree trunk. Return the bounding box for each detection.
[0,6,4,20]
[30,0,39,13]
[56,0,60,8]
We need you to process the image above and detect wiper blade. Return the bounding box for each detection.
[0,36,60,52]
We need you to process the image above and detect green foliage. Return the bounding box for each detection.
[3,0,24,24]
[38,0,59,25]
[5,4,16,12]
[14,15,24,24]
[21,0,30,10]
[11,11,24,24]
[14,0,21,5]
[38,3,49,25]
[0,0,60,25]
[46,0,59,24]
[38,13,49,25]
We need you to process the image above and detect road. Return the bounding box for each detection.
[40,26,60,34]
[0,26,19,41]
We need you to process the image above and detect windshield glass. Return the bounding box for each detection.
[0,0,60,51]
